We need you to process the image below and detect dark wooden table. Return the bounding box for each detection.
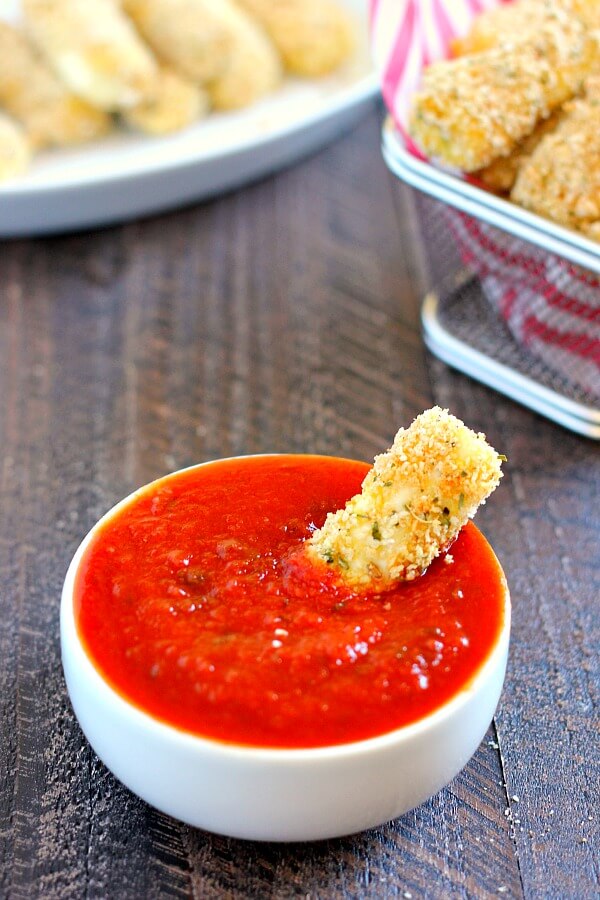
[1,106,598,899]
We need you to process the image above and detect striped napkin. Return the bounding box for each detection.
[370,0,600,400]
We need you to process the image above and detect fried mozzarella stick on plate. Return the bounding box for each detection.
[511,78,600,237]
[307,408,504,589]
[0,113,31,181]
[207,0,282,111]
[23,0,158,110]
[121,0,233,84]
[0,21,110,148]
[451,0,600,57]
[409,11,595,172]
[122,65,208,134]
[235,0,355,76]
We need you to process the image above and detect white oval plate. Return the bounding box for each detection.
[0,0,377,236]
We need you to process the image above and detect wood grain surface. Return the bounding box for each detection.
[0,108,598,899]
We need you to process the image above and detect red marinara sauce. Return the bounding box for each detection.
[74,455,506,749]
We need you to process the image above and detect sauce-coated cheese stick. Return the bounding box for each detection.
[121,0,233,84]
[410,11,595,172]
[122,65,208,134]
[23,0,158,110]
[0,113,31,181]
[307,407,504,589]
[0,21,110,149]
[235,0,354,76]
[207,0,281,111]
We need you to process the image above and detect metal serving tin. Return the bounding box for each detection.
[382,119,600,439]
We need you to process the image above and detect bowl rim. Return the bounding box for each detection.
[61,453,511,762]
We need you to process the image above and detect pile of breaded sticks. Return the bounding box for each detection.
[409,0,600,242]
[0,0,355,182]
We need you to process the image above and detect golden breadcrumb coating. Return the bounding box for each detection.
[452,0,600,58]
[122,64,208,134]
[207,0,282,111]
[121,0,233,84]
[0,113,31,181]
[409,11,595,172]
[0,21,110,149]
[23,0,158,110]
[476,110,563,192]
[582,220,600,240]
[235,0,355,76]
[307,408,504,589]
[511,77,600,237]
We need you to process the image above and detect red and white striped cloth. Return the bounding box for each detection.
[446,209,600,395]
[370,0,600,399]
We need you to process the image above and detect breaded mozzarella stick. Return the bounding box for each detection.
[307,408,504,589]
[122,65,208,134]
[207,0,281,111]
[122,0,233,84]
[512,78,600,236]
[476,111,562,193]
[0,22,110,148]
[23,0,158,110]
[0,114,31,181]
[410,12,595,172]
[451,0,600,57]
[235,0,355,76]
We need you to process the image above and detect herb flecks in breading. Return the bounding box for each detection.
[409,6,595,172]
[307,408,504,589]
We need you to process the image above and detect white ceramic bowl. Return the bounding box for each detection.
[61,460,510,842]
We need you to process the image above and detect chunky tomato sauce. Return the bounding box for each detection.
[75,455,506,749]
